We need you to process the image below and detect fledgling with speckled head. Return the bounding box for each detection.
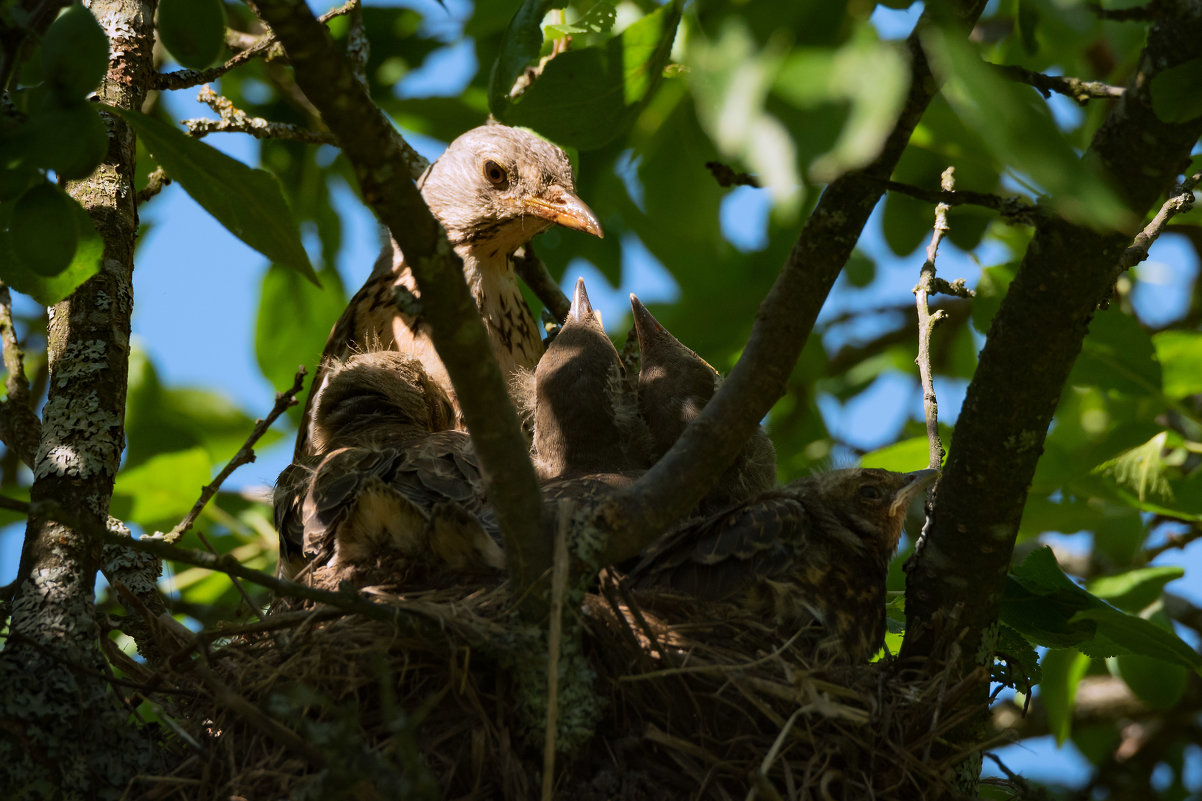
[274,352,502,582]
[630,294,776,513]
[628,467,937,663]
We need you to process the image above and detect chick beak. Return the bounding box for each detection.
[570,277,595,323]
[889,468,939,517]
[629,294,664,348]
[525,187,604,238]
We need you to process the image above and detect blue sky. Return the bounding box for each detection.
[3,0,1200,791]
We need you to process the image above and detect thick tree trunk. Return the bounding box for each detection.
[0,2,159,798]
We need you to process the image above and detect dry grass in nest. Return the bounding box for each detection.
[129,576,983,801]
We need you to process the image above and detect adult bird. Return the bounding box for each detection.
[629,294,776,513]
[274,351,503,585]
[627,467,938,663]
[294,123,603,462]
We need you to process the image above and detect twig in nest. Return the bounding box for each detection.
[151,0,361,91]
[184,85,337,144]
[1118,171,1201,271]
[706,160,761,188]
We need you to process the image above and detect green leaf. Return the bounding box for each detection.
[255,264,347,397]
[1039,648,1091,744]
[109,107,318,284]
[489,0,566,113]
[0,189,102,305]
[923,29,1131,229]
[862,436,940,472]
[1153,330,1202,399]
[40,4,110,102]
[994,622,1042,690]
[157,0,227,70]
[0,103,109,179]
[545,2,616,39]
[111,447,212,531]
[1149,58,1202,124]
[1069,309,1161,398]
[1109,648,1188,710]
[971,263,1016,334]
[1087,566,1184,613]
[500,1,682,151]
[1003,547,1202,671]
[1090,431,1172,504]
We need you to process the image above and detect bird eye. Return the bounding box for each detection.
[483,160,508,188]
[859,485,883,500]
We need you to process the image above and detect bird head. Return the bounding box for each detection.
[533,278,634,479]
[630,294,721,457]
[799,467,938,556]
[308,351,456,453]
[418,124,603,256]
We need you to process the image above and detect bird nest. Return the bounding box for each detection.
[135,575,982,801]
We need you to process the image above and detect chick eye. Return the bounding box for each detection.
[483,160,508,188]
[859,485,883,501]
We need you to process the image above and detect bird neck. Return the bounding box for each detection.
[456,244,544,378]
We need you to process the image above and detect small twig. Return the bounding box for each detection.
[184,85,337,144]
[1142,523,1202,563]
[166,367,306,542]
[1118,171,1201,271]
[706,160,761,188]
[993,63,1124,105]
[0,281,40,467]
[1086,0,1163,21]
[346,0,369,89]
[135,167,172,205]
[514,243,571,323]
[746,707,804,801]
[913,167,955,473]
[151,0,360,91]
[0,494,30,514]
[541,502,572,801]
[883,180,1044,225]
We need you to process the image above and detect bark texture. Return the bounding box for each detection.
[0,2,159,798]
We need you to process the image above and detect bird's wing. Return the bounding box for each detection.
[628,493,810,599]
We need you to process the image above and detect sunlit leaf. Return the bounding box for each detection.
[924,29,1131,229]
[499,1,683,151]
[0,189,102,305]
[1152,330,1202,399]
[110,107,318,284]
[545,2,616,39]
[1039,648,1091,744]
[489,0,566,112]
[1149,57,1202,124]
[862,436,940,472]
[255,264,347,399]
[1087,566,1184,613]
[1069,310,1161,398]
[111,447,213,531]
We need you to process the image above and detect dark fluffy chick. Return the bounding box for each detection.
[630,294,776,513]
[628,467,937,663]
[274,352,502,581]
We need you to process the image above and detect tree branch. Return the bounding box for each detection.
[150,0,360,91]
[914,167,955,473]
[0,281,40,467]
[883,179,1044,225]
[593,0,991,565]
[246,0,546,609]
[183,85,337,144]
[0,0,160,795]
[514,243,571,324]
[992,63,1125,105]
[901,7,1202,679]
[165,367,306,542]
[1118,171,1201,270]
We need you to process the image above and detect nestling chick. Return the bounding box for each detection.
[274,352,502,581]
[630,295,776,512]
[628,467,937,663]
[531,278,648,482]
